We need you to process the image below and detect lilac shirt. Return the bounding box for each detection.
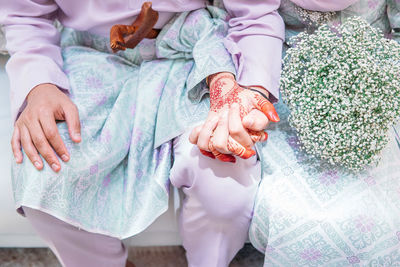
[0,0,284,121]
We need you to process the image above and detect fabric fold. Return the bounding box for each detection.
[154,6,236,147]
[12,8,236,239]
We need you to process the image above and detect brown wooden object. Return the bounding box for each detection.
[110,2,160,53]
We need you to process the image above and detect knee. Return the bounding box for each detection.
[173,148,258,222]
[195,178,257,222]
[171,131,260,222]
[170,132,206,188]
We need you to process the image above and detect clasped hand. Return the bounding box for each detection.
[12,75,278,171]
[189,72,279,163]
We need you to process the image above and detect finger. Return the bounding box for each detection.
[40,114,70,162]
[228,103,253,148]
[199,149,215,159]
[209,110,236,162]
[63,103,81,143]
[189,125,203,145]
[209,139,236,163]
[11,126,23,163]
[242,109,270,131]
[19,124,43,170]
[28,121,61,172]
[253,94,280,122]
[227,136,256,159]
[248,130,268,143]
[197,115,219,151]
[211,110,231,154]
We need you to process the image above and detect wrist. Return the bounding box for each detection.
[246,86,270,98]
[207,72,235,87]
[27,83,59,103]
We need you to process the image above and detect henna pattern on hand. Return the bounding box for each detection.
[209,74,244,117]
[209,74,279,121]
[200,73,280,162]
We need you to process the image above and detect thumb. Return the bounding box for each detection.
[253,94,280,122]
[63,103,82,143]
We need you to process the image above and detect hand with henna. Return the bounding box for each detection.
[189,72,280,163]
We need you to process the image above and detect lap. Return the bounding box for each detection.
[170,130,261,219]
[12,7,238,239]
[249,101,400,265]
[12,44,175,238]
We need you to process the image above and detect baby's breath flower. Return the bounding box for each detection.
[294,5,336,27]
[281,17,400,171]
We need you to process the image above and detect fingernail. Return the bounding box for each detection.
[200,149,216,159]
[34,161,41,168]
[270,112,280,122]
[74,133,81,142]
[242,150,256,159]
[219,155,235,162]
[61,154,69,162]
[51,163,60,172]
[14,155,21,163]
[262,132,269,142]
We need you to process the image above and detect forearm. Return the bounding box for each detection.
[1,0,69,121]
[221,0,285,102]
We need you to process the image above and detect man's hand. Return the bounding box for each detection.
[189,72,279,162]
[12,83,81,172]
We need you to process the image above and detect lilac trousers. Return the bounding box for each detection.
[23,130,261,267]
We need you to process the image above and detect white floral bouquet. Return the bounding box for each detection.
[280,17,400,170]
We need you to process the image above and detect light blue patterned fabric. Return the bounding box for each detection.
[12,7,235,239]
[249,1,400,265]
[387,0,400,41]
[280,0,400,47]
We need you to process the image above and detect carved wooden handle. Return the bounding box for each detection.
[110,2,159,53]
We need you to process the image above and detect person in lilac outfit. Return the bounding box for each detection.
[248,1,400,265]
[0,0,284,266]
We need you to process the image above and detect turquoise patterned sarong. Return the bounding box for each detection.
[251,102,400,266]
[12,7,235,239]
[249,0,400,265]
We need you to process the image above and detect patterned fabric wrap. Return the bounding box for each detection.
[387,0,400,41]
[280,0,400,46]
[249,0,400,265]
[12,6,235,239]
[0,26,7,55]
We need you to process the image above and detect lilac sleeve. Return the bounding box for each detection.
[289,0,358,12]
[0,0,69,121]
[222,0,285,102]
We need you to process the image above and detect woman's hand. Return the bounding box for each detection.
[189,72,279,162]
[12,83,81,172]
